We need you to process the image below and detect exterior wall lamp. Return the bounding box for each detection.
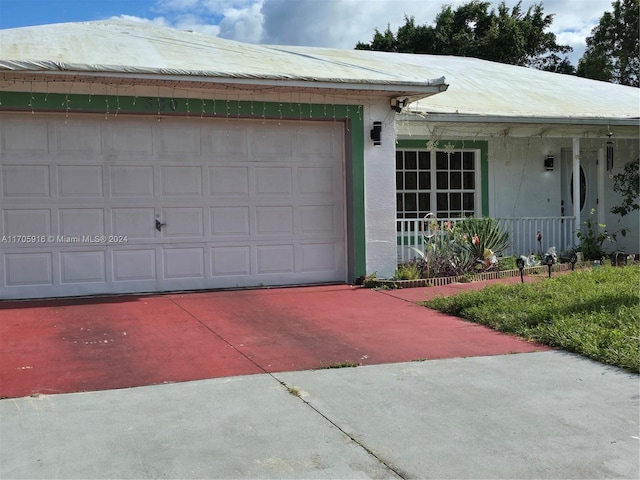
[370,121,382,146]
[390,98,407,113]
[544,155,554,171]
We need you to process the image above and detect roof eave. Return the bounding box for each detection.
[0,67,448,99]
[399,111,640,127]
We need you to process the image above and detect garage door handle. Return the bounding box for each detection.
[155,219,166,232]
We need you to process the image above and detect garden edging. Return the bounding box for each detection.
[365,262,593,289]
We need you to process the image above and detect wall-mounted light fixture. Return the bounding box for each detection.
[370,121,382,146]
[544,155,554,171]
[390,98,407,113]
[606,132,614,171]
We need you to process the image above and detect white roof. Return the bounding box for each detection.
[398,54,640,120]
[0,20,445,97]
[0,20,637,121]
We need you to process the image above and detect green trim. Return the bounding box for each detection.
[396,139,489,217]
[0,91,366,280]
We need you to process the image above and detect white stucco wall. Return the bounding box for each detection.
[362,100,398,279]
[488,137,564,218]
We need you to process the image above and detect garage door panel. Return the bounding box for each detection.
[208,126,248,157]
[210,207,250,236]
[251,125,293,158]
[162,208,204,238]
[4,252,53,286]
[163,248,205,279]
[111,208,155,238]
[300,243,339,272]
[108,125,154,155]
[110,166,154,197]
[161,166,203,196]
[60,251,105,283]
[3,119,49,154]
[159,126,201,156]
[3,209,51,236]
[59,209,104,237]
[210,166,249,196]
[298,167,334,195]
[297,128,337,158]
[211,246,251,276]
[255,167,292,195]
[58,165,104,197]
[299,205,336,234]
[257,245,294,274]
[256,206,294,235]
[2,165,50,197]
[113,249,156,281]
[56,124,102,154]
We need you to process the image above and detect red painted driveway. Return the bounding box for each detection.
[0,282,547,398]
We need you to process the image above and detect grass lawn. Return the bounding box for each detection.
[423,265,640,373]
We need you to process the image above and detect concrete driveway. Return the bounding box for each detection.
[1,281,544,398]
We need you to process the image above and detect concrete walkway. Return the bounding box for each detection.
[1,352,638,479]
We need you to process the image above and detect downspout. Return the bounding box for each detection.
[572,138,581,244]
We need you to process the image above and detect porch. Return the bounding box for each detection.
[397,216,576,263]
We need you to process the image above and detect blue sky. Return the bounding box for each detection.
[0,0,615,65]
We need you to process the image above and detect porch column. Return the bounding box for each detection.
[572,137,581,243]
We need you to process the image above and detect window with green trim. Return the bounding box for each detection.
[396,149,479,219]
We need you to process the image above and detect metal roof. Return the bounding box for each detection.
[0,20,446,98]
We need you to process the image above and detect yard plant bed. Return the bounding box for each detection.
[423,265,640,373]
[365,262,590,289]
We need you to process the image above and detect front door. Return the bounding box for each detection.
[561,148,598,219]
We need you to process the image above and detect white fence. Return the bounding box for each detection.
[397,216,576,263]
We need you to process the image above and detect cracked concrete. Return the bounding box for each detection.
[2,351,638,479]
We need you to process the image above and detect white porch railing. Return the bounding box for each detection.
[397,216,576,263]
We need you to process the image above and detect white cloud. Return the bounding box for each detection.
[217,1,263,43]
[129,0,614,66]
[109,14,171,27]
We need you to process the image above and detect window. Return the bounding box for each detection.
[396,149,478,220]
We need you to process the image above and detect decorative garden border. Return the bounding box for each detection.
[364,262,594,289]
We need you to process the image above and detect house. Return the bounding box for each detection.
[0,20,447,299]
[1,21,637,300]
[393,54,640,261]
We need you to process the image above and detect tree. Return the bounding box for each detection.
[610,160,640,216]
[577,0,639,86]
[355,1,574,73]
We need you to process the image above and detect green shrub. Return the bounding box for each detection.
[457,217,511,260]
[394,260,423,280]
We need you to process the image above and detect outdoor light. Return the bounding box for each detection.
[544,253,555,278]
[606,132,614,171]
[516,256,526,283]
[544,155,554,171]
[370,121,382,146]
[570,252,578,271]
[390,98,407,113]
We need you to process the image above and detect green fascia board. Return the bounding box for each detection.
[396,139,489,217]
[0,91,366,280]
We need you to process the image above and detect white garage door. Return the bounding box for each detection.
[0,114,347,299]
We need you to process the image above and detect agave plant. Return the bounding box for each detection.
[457,217,511,261]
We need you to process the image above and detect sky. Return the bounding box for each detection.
[0,0,616,66]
